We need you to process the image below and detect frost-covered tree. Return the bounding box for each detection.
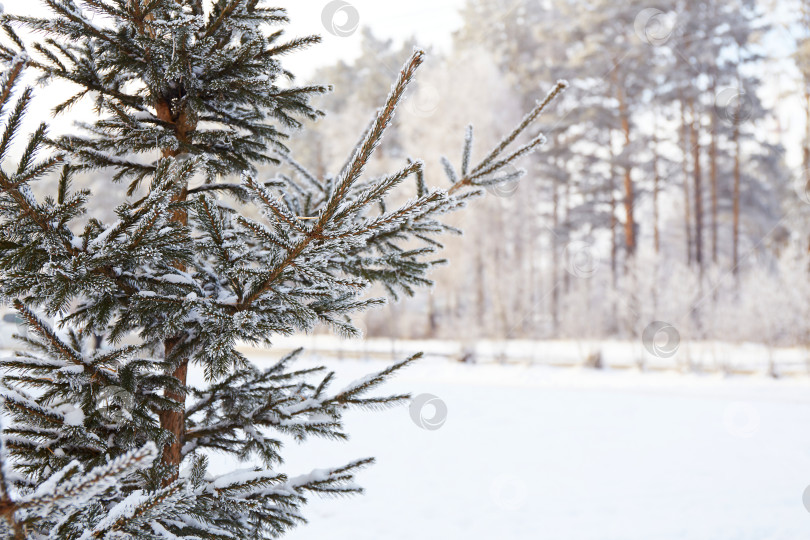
[0,1,564,536]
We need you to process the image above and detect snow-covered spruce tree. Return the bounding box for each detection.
[0,1,565,537]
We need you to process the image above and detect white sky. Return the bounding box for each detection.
[284,1,467,77]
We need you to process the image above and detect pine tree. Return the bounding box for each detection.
[0,1,565,536]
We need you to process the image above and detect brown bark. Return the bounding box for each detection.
[475,248,486,331]
[526,190,537,336]
[608,131,618,288]
[123,0,198,487]
[709,82,719,265]
[732,112,741,275]
[690,100,703,270]
[426,294,438,338]
[0,500,23,539]
[732,68,743,275]
[805,88,810,174]
[492,208,509,336]
[804,84,810,253]
[157,337,188,476]
[616,83,635,258]
[800,1,810,252]
[154,90,196,483]
[680,98,693,265]
[562,157,572,294]
[652,126,660,255]
[551,165,560,332]
[803,2,810,189]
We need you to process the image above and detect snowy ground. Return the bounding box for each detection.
[263,334,810,376]
[205,352,810,540]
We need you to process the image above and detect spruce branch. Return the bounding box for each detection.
[19,442,158,512]
[240,50,426,307]
[323,49,425,220]
[466,79,568,180]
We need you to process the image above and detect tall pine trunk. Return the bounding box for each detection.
[652,121,661,255]
[680,98,693,266]
[732,69,743,275]
[709,79,719,265]
[551,176,560,333]
[608,130,618,288]
[690,100,703,271]
[155,98,195,482]
[732,112,741,275]
[617,85,635,259]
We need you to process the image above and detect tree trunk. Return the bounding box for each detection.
[805,86,810,180]
[690,100,703,271]
[608,131,618,288]
[475,246,486,332]
[709,83,719,265]
[732,68,743,275]
[799,1,810,252]
[426,294,438,338]
[492,208,510,336]
[527,184,537,337]
[732,113,741,275]
[551,167,560,333]
[128,0,196,484]
[562,151,572,294]
[155,98,195,484]
[0,500,24,539]
[617,84,635,259]
[652,126,660,255]
[680,98,693,266]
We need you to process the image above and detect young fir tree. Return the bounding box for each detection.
[0,1,565,537]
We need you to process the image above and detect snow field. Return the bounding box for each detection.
[201,353,810,540]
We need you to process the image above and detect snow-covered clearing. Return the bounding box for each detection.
[205,351,810,540]
[263,334,810,376]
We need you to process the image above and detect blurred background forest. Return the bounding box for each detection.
[289,0,810,349]
[63,0,810,350]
